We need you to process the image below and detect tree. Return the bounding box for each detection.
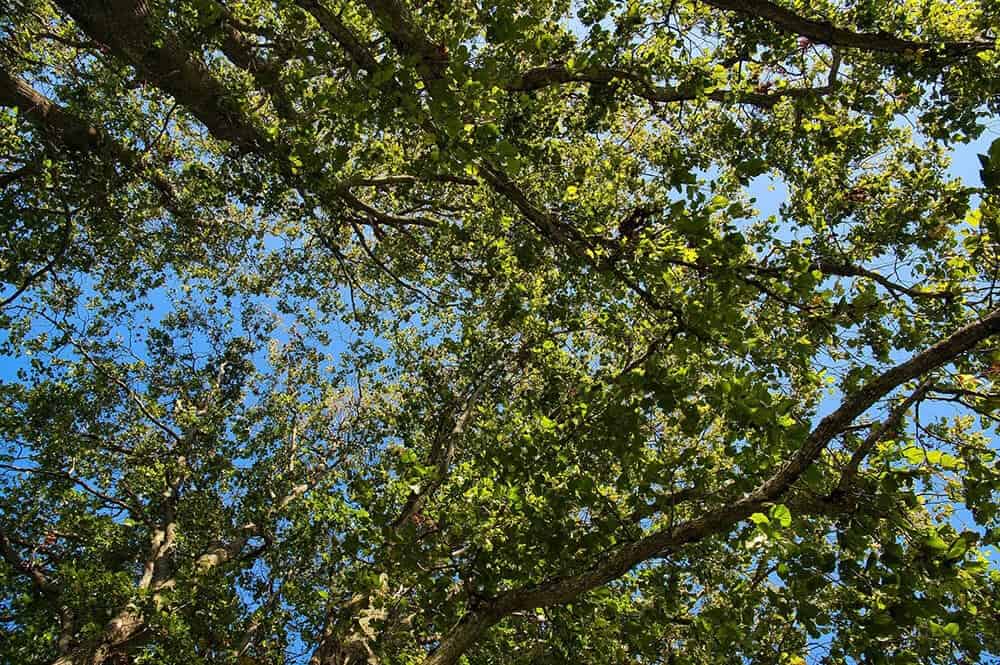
[1,0,1000,662]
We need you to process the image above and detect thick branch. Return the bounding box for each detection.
[361,0,447,78]
[0,65,178,203]
[0,69,104,153]
[336,187,438,228]
[0,526,58,598]
[295,0,380,72]
[49,608,145,665]
[217,21,297,120]
[702,0,992,54]
[50,3,440,239]
[53,0,266,150]
[137,488,178,593]
[195,481,310,572]
[424,306,1000,665]
[815,259,957,300]
[476,162,581,248]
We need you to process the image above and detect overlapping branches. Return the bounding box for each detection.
[424,307,1000,665]
[0,1,996,663]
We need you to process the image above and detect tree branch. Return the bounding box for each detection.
[360,0,447,79]
[0,208,73,309]
[0,525,58,597]
[0,67,106,153]
[295,0,380,72]
[815,259,957,300]
[423,306,1000,665]
[0,64,179,203]
[53,0,266,150]
[0,463,146,519]
[347,174,478,187]
[701,0,992,54]
[391,379,488,530]
[217,19,297,120]
[833,378,933,496]
[507,62,840,108]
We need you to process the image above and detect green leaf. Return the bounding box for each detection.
[769,504,792,528]
[979,138,1000,189]
[945,539,968,560]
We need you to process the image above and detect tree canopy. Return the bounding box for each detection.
[2,0,1000,663]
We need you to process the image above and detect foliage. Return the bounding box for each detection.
[1,0,1000,663]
